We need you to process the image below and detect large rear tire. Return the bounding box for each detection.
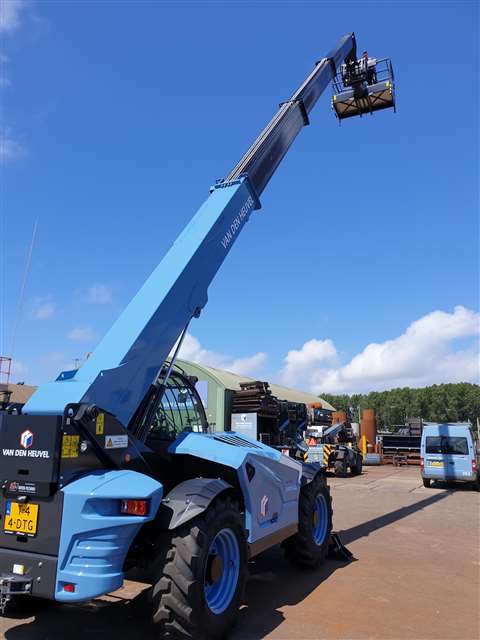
[283,475,332,568]
[334,459,347,477]
[151,495,247,640]
[423,478,431,488]
[350,454,363,476]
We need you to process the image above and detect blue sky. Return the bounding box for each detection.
[1,0,478,394]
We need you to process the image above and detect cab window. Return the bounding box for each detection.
[146,375,206,442]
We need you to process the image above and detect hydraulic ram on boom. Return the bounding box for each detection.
[0,33,395,639]
[23,33,358,428]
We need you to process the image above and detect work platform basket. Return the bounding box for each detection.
[331,58,396,120]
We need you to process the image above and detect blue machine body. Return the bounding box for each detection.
[170,432,302,546]
[0,33,383,607]
[24,178,260,428]
[51,431,302,602]
[23,33,361,427]
[56,470,163,601]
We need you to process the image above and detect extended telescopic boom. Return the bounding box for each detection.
[227,33,356,194]
[24,33,357,428]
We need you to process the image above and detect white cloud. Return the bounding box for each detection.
[228,352,268,376]
[279,306,480,394]
[176,333,267,377]
[68,326,97,342]
[86,283,113,305]
[279,338,338,389]
[0,0,27,33]
[1,2,30,162]
[0,134,25,164]
[34,302,55,320]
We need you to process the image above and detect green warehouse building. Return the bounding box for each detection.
[176,359,335,431]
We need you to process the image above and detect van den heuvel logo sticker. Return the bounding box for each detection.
[20,430,34,449]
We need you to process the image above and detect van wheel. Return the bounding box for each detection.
[283,476,332,567]
[151,495,247,640]
[422,478,431,488]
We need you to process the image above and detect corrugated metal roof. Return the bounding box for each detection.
[176,359,336,411]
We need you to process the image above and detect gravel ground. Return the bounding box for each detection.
[1,465,478,640]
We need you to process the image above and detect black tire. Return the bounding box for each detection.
[283,475,332,568]
[151,495,247,640]
[350,454,363,476]
[423,478,431,488]
[334,459,347,477]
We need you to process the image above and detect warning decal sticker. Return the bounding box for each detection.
[105,435,128,449]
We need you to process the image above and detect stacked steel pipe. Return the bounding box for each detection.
[231,381,279,418]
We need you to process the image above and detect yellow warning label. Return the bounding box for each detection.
[62,435,80,458]
[106,437,113,448]
[96,413,105,435]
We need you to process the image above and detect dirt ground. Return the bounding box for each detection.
[0,465,478,640]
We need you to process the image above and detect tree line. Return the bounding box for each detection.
[320,383,480,429]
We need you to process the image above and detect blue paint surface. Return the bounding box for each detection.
[24,178,260,424]
[170,431,301,544]
[169,431,280,467]
[55,470,163,602]
[204,528,240,614]
[312,493,328,545]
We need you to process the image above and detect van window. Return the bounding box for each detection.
[426,436,468,455]
[425,436,442,454]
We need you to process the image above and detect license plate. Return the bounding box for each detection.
[4,501,39,537]
[428,461,444,468]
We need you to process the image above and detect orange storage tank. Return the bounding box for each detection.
[361,409,376,444]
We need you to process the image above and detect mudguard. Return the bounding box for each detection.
[56,469,163,602]
[170,432,302,548]
[300,462,323,485]
[157,478,233,530]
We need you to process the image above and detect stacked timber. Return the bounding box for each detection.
[232,381,279,418]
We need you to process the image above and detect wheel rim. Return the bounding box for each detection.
[312,494,328,545]
[204,528,240,614]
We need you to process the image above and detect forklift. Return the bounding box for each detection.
[0,34,393,638]
[307,410,363,476]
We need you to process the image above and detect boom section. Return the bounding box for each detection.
[24,33,356,428]
[227,33,356,194]
[24,179,259,427]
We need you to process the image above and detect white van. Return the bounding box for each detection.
[420,423,479,489]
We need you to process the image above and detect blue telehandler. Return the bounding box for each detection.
[0,33,395,638]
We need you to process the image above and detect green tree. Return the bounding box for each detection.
[319,383,480,428]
